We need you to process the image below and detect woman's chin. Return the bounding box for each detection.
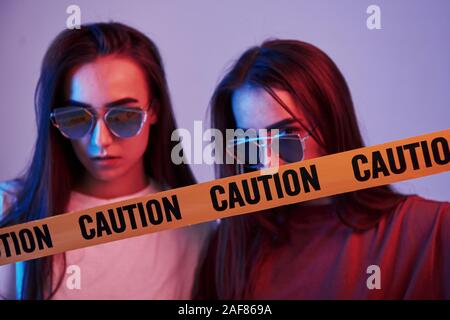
[88,167,126,183]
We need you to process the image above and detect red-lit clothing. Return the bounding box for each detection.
[243,195,450,299]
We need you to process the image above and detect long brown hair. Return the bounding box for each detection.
[193,39,407,299]
[0,22,196,299]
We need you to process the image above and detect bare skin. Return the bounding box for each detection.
[65,55,158,199]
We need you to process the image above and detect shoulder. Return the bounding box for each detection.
[0,179,22,195]
[0,179,22,300]
[0,179,22,218]
[389,194,450,240]
[396,194,449,218]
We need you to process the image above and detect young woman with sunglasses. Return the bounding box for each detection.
[193,39,450,299]
[0,22,212,299]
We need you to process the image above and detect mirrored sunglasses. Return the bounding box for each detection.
[226,131,309,172]
[50,106,148,139]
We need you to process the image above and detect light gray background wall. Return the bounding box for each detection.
[0,0,448,201]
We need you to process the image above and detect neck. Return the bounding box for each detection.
[75,161,149,199]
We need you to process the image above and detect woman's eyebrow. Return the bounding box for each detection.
[63,97,139,108]
[241,118,298,131]
[105,97,139,107]
[63,99,91,108]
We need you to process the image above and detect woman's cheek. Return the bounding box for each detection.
[123,132,149,162]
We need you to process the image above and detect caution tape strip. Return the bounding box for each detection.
[0,129,449,265]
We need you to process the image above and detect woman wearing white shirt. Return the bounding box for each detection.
[0,22,212,300]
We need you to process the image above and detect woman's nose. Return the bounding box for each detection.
[91,118,113,149]
[262,139,282,168]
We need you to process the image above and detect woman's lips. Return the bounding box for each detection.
[91,156,121,167]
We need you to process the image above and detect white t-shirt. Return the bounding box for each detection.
[0,180,214,300]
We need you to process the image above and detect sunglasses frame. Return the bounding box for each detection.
[50,104,150,139]
[226,130,310,173]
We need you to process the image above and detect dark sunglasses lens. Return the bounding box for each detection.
[106,108,145,138]
[278,137,304,163]
[52,107,92,139]
[243,164,262,173]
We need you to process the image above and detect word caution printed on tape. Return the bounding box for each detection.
[0,129,449,265]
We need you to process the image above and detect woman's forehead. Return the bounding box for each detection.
[231,85,306,130]
[65,56,149,107]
